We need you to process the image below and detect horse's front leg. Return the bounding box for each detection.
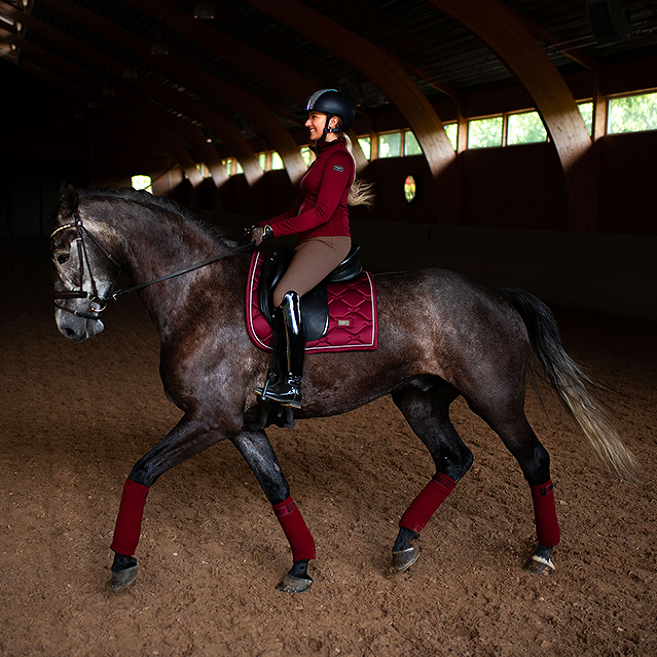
[110,413,229,592]
[231,429,315,593]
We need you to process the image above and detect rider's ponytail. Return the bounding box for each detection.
[342,133,376,209]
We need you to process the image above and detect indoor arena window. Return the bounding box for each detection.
[357,136,371,160]
[468,116,503,149]
[300,146,314,166]
[256,151,284,171]
[608,91,657,134]
[378,131,402,158]
[578,102,593,135]
[131,175,152,192]
[444,123,458,150]
[271,152,284,170]
[403,130,422,156]
[506,111,547,145]
[220,159,242,176]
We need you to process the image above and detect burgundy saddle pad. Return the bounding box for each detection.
[245,251,378,354]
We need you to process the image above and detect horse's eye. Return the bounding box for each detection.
[57,254,70,264]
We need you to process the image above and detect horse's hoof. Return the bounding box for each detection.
[275,573,313,593]
[524,554,555,576]
[392,545,420,573]
[110,564,139,592]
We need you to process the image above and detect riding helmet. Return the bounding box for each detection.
[303,89,356,133]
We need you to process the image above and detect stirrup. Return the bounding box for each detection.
[263,375,302,409]
[254,371,279,399]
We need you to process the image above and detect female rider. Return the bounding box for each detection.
[250,89,374,410]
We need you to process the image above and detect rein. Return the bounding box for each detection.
[52,212,253,320]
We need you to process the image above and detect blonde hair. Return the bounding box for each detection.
[342,133,376,209]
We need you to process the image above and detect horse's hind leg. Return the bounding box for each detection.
[467,397,560,575]
[231,429,315,593]
[391,380,474,572]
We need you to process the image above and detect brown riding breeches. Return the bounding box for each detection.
[273,236,352,307]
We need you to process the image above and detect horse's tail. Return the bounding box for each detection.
[501,288,638,483]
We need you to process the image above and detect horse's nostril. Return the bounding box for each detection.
[62,327,77,339]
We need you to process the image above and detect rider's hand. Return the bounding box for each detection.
[250,225,273,246]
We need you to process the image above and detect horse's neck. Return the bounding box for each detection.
[91,199,226,332]
[118,207,215,273]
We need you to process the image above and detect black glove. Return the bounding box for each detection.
[239,225,256,245]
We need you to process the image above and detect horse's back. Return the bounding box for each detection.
[371,266,532,390]
[374,266,525,337]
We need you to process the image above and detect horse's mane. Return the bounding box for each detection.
[78,187,240,249]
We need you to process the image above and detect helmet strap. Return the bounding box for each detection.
[319,113,334,141]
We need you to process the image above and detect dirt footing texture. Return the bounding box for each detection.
[1,240,655,656]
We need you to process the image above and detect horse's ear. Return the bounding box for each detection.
[60,183,79,215]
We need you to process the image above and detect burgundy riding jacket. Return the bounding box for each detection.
[261,138,354,241]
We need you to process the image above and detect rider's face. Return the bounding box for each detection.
[305,111,327,141]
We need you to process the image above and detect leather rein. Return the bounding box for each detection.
[51,212,252,321]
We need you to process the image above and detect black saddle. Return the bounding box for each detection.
[258,244,363,342]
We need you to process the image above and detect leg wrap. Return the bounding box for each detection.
[110,478,150,556]
[399,473,456,534]
[273,496,316,562]
[530,479,561,547]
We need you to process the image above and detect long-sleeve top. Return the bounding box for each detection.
[261,138,354,241]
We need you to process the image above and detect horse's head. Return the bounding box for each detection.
[51,184,121,341]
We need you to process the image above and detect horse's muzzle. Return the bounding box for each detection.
[55,310,104,341]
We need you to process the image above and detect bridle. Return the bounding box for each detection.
[51,213,122,320]
[51,210,252,321]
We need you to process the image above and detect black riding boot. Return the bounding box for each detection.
[262,291,304,409]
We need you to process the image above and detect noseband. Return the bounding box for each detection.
[52,211,252,321]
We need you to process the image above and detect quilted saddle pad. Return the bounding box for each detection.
[246,251,378,354]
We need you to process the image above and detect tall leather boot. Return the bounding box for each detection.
[262,291,304,409]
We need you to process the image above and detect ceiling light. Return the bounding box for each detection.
[193,2,215,20]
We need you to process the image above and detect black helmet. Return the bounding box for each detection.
[303,89,355,132]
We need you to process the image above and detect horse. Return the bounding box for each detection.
[50,185,636,593]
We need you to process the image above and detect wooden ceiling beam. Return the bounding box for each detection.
[2,28,210,186]
[41,0,306,184]
[246,0,460,220]
[37,0,264,185]
[514,13,603,75]
[129,0,317,104]
[0,0,236,186]
[1,46,201,186]
[429,0,597,231]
